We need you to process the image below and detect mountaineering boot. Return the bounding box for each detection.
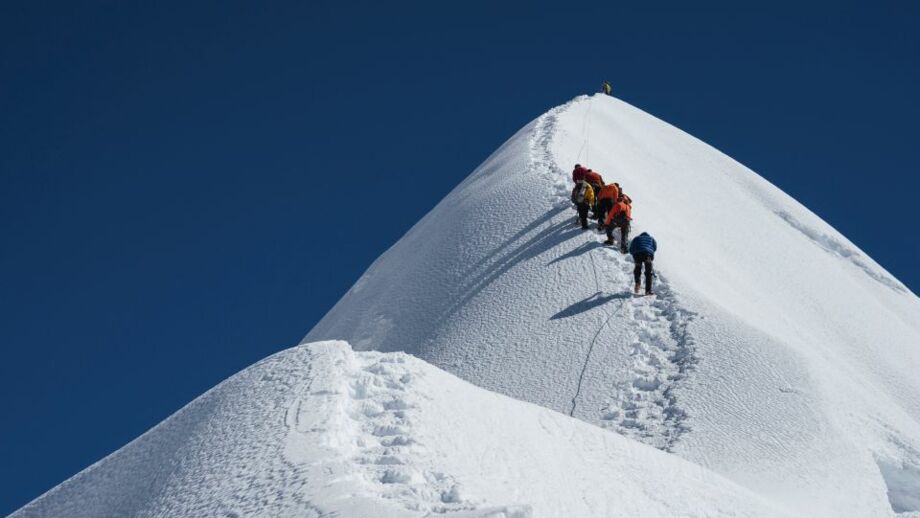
[604,239,614,246]
[634,283,641,295]
[645,289,654,296]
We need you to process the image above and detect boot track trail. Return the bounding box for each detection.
[530,97,699,452]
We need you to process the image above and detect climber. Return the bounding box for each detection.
[572,164,587,184]
[571,180,595,230]
[629,232,657,295]
[584,169,604,191]
[583,169,605,218]
[595,182,620,230]
[604,194,632,252]
[602,80,612,96]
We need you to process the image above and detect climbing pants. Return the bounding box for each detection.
[596,198,614,228]
[576,203,590,229]
[606,218,630,252]
[632,252,654,292]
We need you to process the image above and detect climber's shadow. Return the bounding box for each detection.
[550,291,631,320]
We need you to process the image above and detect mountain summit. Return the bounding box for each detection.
[15,95,920,517]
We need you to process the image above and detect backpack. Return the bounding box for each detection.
[572,183,587,204]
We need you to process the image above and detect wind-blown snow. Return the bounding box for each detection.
[14,95,920,517]
[306,95,920,516]
[11,341,793,517]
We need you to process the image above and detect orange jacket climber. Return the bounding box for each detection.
[595,183,619,228]
[597,183,620,201]
[605,199,632,227]
[604,197,633,252]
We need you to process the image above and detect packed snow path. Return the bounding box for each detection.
[533,103,700,451]
[567,241,697,452]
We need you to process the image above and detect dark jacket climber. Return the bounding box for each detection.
[629,232,656,257]
[629,232,657,295]
[602,81,612,95]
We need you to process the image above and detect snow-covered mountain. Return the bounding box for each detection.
[13,95,920,517]
[305,94,920,516]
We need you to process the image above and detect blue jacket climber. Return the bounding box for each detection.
[629,232,657,257]
[629,232,657,295]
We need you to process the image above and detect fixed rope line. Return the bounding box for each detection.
[569,301,626,417]
[575,96,593,163]
[587,246,601,293]
[569,231,623,417]
[569,95,615,417]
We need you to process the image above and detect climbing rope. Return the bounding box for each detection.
[575,96,593,164]
[569,236,624,417]
[587,247,601,293]
[569,300,627,417]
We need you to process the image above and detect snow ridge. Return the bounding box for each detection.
[281,343,538,517]
[775,210,907,293]
[346,351,470,513]
[528,99,572,201]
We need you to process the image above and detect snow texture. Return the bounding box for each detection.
[14,95,920,517]
[12,341,792,517]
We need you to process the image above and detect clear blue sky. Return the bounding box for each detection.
[2,1,917,513]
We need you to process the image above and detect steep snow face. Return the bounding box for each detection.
[12,342,793,518]
[306,95,920,516]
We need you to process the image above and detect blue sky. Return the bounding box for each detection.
[2,1,918,513]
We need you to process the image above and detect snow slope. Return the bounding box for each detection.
[11,341,793,518]
[306,95,920,516]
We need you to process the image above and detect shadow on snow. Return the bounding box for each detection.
[550,291,632,320]
[439,206,584,322]
[547,239,604,266]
